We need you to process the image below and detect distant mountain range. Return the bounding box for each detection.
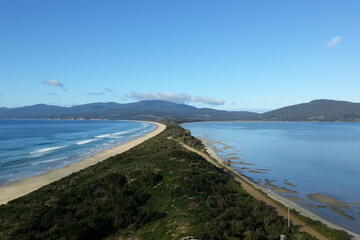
[0,100,258,121]
[1,99,360,121]
[259,99,360,121]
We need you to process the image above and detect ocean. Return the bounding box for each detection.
[0,120,155,186]
[182,121,360,234]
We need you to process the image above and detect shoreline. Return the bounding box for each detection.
[204,144,360,239]
[182,120,360,123]
[0,121,166,205]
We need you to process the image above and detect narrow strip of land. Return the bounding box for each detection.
[0,122,166,205]
[178,141,328,240]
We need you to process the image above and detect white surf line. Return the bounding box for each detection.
[31,145,67,154]
[0,122,166,205]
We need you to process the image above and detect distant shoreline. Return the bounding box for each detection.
[181,119,360,123]
[3,118,360,124]
[0,121,166,205]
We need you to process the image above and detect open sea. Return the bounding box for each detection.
[0,120,155,186]
[182,121,360,234]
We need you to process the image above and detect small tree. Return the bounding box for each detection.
[225,159,232,167]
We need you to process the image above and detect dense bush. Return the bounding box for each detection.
[0,124,335,239]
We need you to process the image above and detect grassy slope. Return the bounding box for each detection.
[0,124,348,240]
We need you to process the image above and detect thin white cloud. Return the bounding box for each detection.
[87,92,106,96]
[326,36,342,47]
[129,92,225,106]
[87,88,115,96]
[42,80,65,90]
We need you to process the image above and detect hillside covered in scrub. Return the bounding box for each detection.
[0,100,258,121]
[3,99,360,122]
[0,124,349,240]
[259,99,360,121]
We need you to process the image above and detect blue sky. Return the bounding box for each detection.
[1,0,359,111]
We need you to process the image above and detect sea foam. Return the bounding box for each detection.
[95,130,132,139]
[113,130,132,135]
[31,146,67,154]
[95,134,112,139]
[31,157,67,165]
[76,139,99,145]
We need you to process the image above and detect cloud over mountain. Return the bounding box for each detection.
[129,92,225,106]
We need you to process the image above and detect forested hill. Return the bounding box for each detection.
[2,99,360,121]
[0,124,348,239]
[259,99,360,121]
[0,100,258,121]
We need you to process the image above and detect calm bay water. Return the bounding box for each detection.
[182,121,360,234]
[0,120,155,186]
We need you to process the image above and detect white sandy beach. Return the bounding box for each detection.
[204,144,360,239]
[0,122,166,205]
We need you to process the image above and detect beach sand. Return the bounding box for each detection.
[0,122,166,205]
[188,135,360,237]
[178,137,360,239]
[204,144,360,239]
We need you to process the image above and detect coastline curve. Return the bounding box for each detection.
[0,121,166,205]
[204,144,360,239]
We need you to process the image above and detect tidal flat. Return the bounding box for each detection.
[182,121,360,234]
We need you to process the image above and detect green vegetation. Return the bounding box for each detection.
[4,99,360,122]
[0,100,258,121]
[292,210,350,240]
[0,124,349,239]
[3,99,360,121]
[260,99,360,121]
